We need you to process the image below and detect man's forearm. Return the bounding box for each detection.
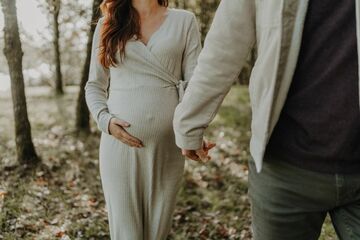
[173,0,256,150]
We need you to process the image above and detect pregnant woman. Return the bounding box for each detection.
[85,0,210,239]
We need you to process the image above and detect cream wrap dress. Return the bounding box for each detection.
[85,9,202,240]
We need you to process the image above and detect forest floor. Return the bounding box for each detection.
[0,86,337,240]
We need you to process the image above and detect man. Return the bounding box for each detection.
[173,0,360,239]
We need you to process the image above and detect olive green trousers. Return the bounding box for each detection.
[248,158,360,240]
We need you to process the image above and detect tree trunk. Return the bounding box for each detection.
[75,0,102,133]
[174,0,179,8]
[1,0,40,165]
[182,0,187,9]
[53,0,63,95]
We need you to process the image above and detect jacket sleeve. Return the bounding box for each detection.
[85,18,113,134]
[173,0,256,149]
[182,13,202,83]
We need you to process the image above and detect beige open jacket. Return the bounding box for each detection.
[173,0,360,172]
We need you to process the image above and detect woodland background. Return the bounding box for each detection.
[0,0,336,239]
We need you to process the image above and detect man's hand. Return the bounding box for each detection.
[182,141,216,163]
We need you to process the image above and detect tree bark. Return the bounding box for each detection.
[1,0,40,165]
[52,0,64,95]
[75,0,102,132]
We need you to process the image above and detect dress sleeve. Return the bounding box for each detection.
[173,0,256,149]
[182,14,202,83]
[85,18,113,134]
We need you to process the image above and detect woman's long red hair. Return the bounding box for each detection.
[99,0,168,68]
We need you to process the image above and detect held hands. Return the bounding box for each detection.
[181,140,216,163]
[108,118,144,148]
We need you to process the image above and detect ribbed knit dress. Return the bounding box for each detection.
[85,9,202,240]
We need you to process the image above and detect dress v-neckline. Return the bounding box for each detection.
[137,8,172,47]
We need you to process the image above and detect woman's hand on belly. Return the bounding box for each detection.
[108,118,144,148]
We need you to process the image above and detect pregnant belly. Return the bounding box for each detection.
[107,86,179,144]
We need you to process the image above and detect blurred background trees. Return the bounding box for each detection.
[0,0,255,161]
[0,1,338,239]
[0,2,256,237]
[0,0,256,162]
[1,0,253,95]
[1,0,39,165]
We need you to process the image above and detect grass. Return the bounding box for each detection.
[0,85,337,239]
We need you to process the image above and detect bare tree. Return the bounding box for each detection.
[75,0,102,133]
[1,0,40,165]
[48,0,64,95]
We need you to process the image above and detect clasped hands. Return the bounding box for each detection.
[181,141,216,163]
[109,117,216,162]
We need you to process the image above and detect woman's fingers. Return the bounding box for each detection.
[204,142,216,151]
[182,149,200,161]
[118,129,144,148]
[195,141,216,163]
[109,118,143,148]
[112,118,131,128]
[196,149,211,163]
[201,141,216,155]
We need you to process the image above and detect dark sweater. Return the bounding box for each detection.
[265,0,360,174]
